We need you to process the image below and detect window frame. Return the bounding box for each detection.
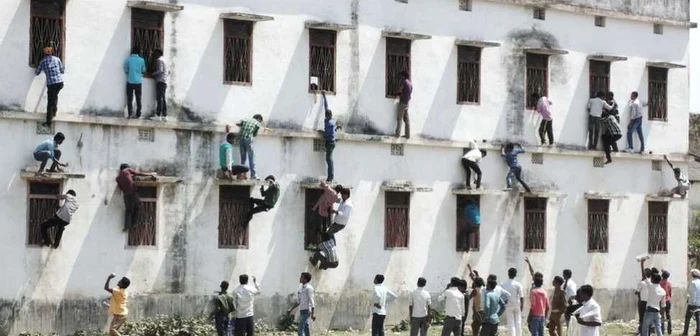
[456,195,480,252]
[648,201,668,254]
[589,60,610,98]
[525,53,549,108]
[29,0,66,68]
[130,8,165,79]
[304,188,326,251]
[457,45,481,105]
[308,28,337,94]
[384,191,410,249]
[648,66,668,121]
[26,181,62,246]
[587,199,609,253]
[223,19,254,85]
[385,37,411,99]
[126,185,158,247]
[523,197,547,252]
[218,185,251,249]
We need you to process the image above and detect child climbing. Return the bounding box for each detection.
[501,143,531,193]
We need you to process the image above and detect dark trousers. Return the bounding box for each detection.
[40,215,68,247]
[215,315,230,336]
[479,322,498,336]
[683,305,700,336]
[588,116,601,149]
[155,82,167,117]
[247,198,271,222]
[441,316,461,336]
[234,316,254,336]
[665,302,671,334]
[325,143,335,181]
[34,148,62,172]
[46,82,64,125]
[639,301,647,333]
[461,158,482,188]
[123,193,141,231]
[126,83,142,118]
[372,313,386,336]
[506,165,531,192]
[565,303,582,327]
[309,250,339,269]
[538,119,553,145]
[602,134,621,162]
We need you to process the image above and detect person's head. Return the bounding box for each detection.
[644,268,652,279]
[44,46,54,55]
[300,272,312,284]
[119,163,130,171]
[530,93,540,104]
[333,185,344,193]
[374,274,385,285]
[226,132,236,144]
[239,274,249,285]
[563,269,572,280]
[131,45,141,55]
[480,149,487,158]
[341,188,351,201]
[692,269,700,279]
[54,132,65,145]
[505,143,514,152]
[399,71,409,79]
[220,280,230,292]
[66,190,76,197]
[596,91,605,99]
[508,267,517,279]
[153,48,163,58]
[325,110,333,120]
[533,273,544,288]
[487,274,497,282]
[473,277,485,288]
[662,270,670,280]
[553,276,564,288]
[458,279,468,292]
[607,91,615,100]
[449,277,461,288]
[417,277,427,288]
[579,284,594,302]
[118,277,131,289]
[486,279,497,290]
[253,114,263,123]
[651,273,662,284]
[651,267,660,275]
[631,91,639,100]
[265,175,276,183]
[674,168,682,178]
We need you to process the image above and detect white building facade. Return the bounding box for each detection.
[0,0,693,334]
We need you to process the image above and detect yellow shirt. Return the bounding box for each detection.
[109,288,129,315]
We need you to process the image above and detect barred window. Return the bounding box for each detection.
[131,8,164,76]
[304,189,326,250]
[127,186,157,246]
[524,197,546,251]
[648,201,668,253]
[309,29,336,92]
[457,46,481,104]
[27,182,61,245]
[587,199,609,252]
[456,195,480,251]
[385,191,410,248]
[648,67,668,121]
[224,19,253,84]
[526,53,549,108]
[219,186,250,248]
[30,0,65,67]
[589,60,610,98]
[386,38,411,98]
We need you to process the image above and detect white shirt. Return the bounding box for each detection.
[438,287,465,319]
[463,140,482,163]
[575,298,602,336]
[638,279,651,302]
[485,285,511,306]
[629,98,645,119]
[233,284,261,318]
[501,279,523,308]
[646,284,667,311]
[372,284,397,315]
[334,199,353,225]
[677,174,690,195]
[564,279,578,301]
[298,283,315,311]
[587,98,613,118]
[410,287,432,318]
[56,194,79,223]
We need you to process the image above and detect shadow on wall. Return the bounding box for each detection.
[0,2,36,112]
[419,45,460,141]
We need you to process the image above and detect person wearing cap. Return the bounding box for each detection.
[246,175,280,225]
[34,132,67,173]
[683,269,700,336]
[35,45,65,126]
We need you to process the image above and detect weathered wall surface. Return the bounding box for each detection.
[492,0,690,21]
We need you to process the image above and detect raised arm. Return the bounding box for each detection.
[664,155,674,170]
[467,264,477,281]
[387,289,398,302]
[525,257,535,279]
[640,259,646,279]
[103,274,115,294]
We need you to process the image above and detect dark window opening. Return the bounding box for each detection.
[127,186,157,246]
[589,60,610,98]
[648,67,668,121]
[305,189,326,250]
[386,38,411,98]
[524,197,546,251]
[457,46,481,104]
[224,19,253,84]
[27,181,61,245]
[648,201,668,253]
[526,53,549,108]
[587,199,609,252]
[219,186,251,248]
[30,0,65,67]
[456,195,480,251]
[385,191,410,248]
[309,29,337,92]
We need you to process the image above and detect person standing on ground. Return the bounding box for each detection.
[501,143,532,193]
[625,91,647,154]
[116,164,157,232]
[123,46,146,119]
[664,155,690,199]
[288,272,315,336]
[321,110,341,182]
[643,273,667,336]
[246,175,280,224]
[34,132,67,174]
[637,259,653,335]
[481,279,507,336]
[462,140,487,190]
[586,91,613,150]
[573,285,602,336]
[35,46,65,126]
[458,279,469,336]
[327,188,353,237]
[486,274,511,306]
[236,114,264,179]
[40,190,78,248]
[395,71,412,139]
[372,274,397,336]
[548,276,568,336]
[563,269,579,328]
[533,92,554,146]
[220,129,251,180]
[600,111,622,164]
[502,268,524,336]
[659,271,672,334]
[439,277,464,336]
[683,269,700,336]
[410,277,432,336]
[104,274,130,336]
[529,273,550,336]
[233,274,260,336]
[151,49,168,121]
[471,277,486,336]
[213,281,235,336]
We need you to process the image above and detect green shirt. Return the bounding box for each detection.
[239,118,261,141]
[220,142,233,170]
[215,292,235,317]
[262,183,280,207]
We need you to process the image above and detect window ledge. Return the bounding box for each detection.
[304,21,354,31]
[133,176,182,186]
[381,180,414,192]
[214,177,265,186]
[298,178,351,190]
[20,168,86,181]
[126,0,183,12]
[454,39,501,48]
[451,187,503,195]
[647,61,686,69]
[382,29,432,40]
[519,190,566,199]
[522,47,569,56]
[645,194,687,202]
[588,54,628,62]
[584,191,629,199]
[220,12,274,22]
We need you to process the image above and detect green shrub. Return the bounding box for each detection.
[431,310,446,325]
[278,313,298,332]
[120,315,215,336]
[390,319,410,332]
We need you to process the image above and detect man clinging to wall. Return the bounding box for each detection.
[40,189,79,248]
[35,45,65,126]
[116,164,157,231]
[247,175,280,225]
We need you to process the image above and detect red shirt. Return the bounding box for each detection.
[530,287,550,317]
[660,279,672,302]
[116,168,138,195]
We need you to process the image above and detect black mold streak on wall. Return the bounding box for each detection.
[346,0,360,125]
[266,119,303,131]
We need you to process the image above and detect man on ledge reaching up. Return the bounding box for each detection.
[116,164,157,232]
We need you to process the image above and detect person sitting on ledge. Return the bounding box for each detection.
[220,126,250,180]
[246,175,280,225]
[34,132,67,174]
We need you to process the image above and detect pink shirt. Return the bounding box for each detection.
[536,97,552,121]
[660,279,672,302]
[530,287,550,317]
[312,181,340,218]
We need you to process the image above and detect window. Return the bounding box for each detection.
[526,53,549,108]
[304,189,326,250]
[390,144,404,156]
[459,0,472,11]
[524,197,546,251]
[309,29,336,92]
[386,38,411,98]
[654,24,664,35]
[30,0,65,67]
[533,8,546,20]
[652,160,662,171]
[457,46,481,104]
[587,199,609,252]
[648,201,668,253]
[531,153,543,165]
[385,191,410,248]
[218,186,250,248]
[127,186,157,246]
[224,19,253,84]
[648,67,668,121]
[131,8,164,75]
[589,60,610,98]
[593,157,605,168]
[456,195,479,251]
[138,128,155,142]
[594,16,606,27]
[27,182,61,245]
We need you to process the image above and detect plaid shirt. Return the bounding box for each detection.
[601,115,622,136]
[239,118,261,141]
[35,55,65,85]
[319,239,338,262]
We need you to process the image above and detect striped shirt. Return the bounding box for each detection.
[35,55,65,85]
[601,115,621,136]
[239,118,261,141]
[319,239,338,262]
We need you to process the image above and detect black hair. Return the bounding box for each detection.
[579,284,594,298]
[120,163,130,171]
[563,269,572,278]
[450,277,461,287]
[486,279,497,290]
[325,110,333,116]
[459,279,468,288]
[651,273,662,284]
[632,91,639,97]
[301,272,312,282]
[226,133,236,142]
[333,184,344,193]
[662,270,670,279]
[533,277,544,288]
[553,276,564,286]
[239,274,249,285]
[487,274,497,282]
[131,45,141,55]
[473,277,485,287]
[375,274,385,284]
[221,280,230,291]
[644,268,652,278]
[505,143,514,152]
[253,114,263,122]
[508,268,517,279]
[651,267,660,274]
[54,132,65,141]
[265,175,275,182]
[480,149,487,158]
[119,277,131,289]
[66,190,76,196]
[596,91,605,98]
[341,188,351,197]
[674,168,681,174]
[417,277,427,287]
[153,48,163,57]
[607,91,615,99]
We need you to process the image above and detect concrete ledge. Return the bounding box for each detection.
[455,39,501,48]
[126,0,183,12]
[133,176,182,186]
[214,178,264,186]
[519,190,566,199]
[588,54,628,62]
[647,61,686,69]
[584,191,629,199]
[646,194,687,202]
[20,168,86,180]
[299,179,350,189]
[220,12,274,22]
[381,180,414,192]
[382,30,432,40]
[522,47,569,56]
[451,187,503,195]
[304,21,355,31]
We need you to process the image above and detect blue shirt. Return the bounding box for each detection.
[483,290,506,324]
[689,278,700,306]
[35,55,65,85]
[502,148,525,168]
[324,119,337,145]
[464,204,480,226]
[35,139,57,159]
[123,54,146,84]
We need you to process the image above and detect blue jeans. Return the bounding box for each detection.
[298,310,311,336]
[683,304,700,336]
[506,166,531,192]
[627,117,645,151]
[528,316,545,336]
[239,138,256,178]
[642,311,663,336]
[325,143,335,181]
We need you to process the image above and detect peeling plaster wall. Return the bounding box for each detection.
[551,0,689,21]
[0,118,689,334]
